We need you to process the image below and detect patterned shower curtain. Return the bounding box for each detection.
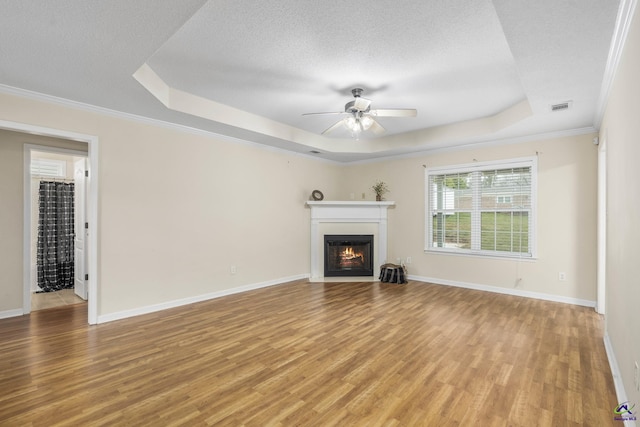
[36,181,75,292]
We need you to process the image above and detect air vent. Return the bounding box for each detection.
[551,101,572,112]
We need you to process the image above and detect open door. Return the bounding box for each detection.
[74,158,88,300]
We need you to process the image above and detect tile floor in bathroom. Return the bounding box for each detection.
[31,288,86,311]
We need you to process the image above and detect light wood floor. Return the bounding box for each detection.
[0,280,618,426]
[31,288,86,311]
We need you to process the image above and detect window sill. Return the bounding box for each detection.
[424,248,537,261]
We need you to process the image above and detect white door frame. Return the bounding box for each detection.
[0,119,99,325]
[73,157,89,300]
[596,134,607,315]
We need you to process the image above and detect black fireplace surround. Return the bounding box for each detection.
[324,235,374,277]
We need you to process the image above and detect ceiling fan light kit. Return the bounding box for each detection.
[304,88,417,139]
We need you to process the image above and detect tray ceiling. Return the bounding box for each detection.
[0,0,621,161]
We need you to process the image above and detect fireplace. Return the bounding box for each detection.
[324,235,374,277]
[307,201,394,281]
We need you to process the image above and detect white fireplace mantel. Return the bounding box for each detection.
[306,201,395,280]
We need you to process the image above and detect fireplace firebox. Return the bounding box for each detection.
[324,235,374,277]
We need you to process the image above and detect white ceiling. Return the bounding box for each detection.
[0,0,621,162]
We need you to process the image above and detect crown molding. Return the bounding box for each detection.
[594,0,638,129]
[0,83,337,164]
[344,127,598,166]
[0,83,601,166]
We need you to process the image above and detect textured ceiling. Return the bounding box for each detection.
[0,0,621,162]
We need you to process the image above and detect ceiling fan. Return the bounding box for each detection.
[303,88,417,138]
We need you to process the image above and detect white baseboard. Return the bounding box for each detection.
[95,273,594,322]
[97,274,310,324]
[0,308,25,320]
[406,274,596,307]
[604,334,637,427]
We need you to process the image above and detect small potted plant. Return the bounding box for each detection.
[372,180,389,201]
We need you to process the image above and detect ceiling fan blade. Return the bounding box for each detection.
[321,119,346,135]
[369,108,417,117]
[369,119,386,135]
[353,97,372,111]
[302,111,346,116]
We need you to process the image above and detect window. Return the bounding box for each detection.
[426,157,536,258]
[31,158,66,178]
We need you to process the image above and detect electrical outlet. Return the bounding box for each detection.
[406,257,412,264]
[230,265,237,275]
[635,361,639,391]
[350,193,355,200]
[558,272,566,281]
[362,193,366,199]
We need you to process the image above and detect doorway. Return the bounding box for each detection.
[29,149,88,311]
[1,118,100,325]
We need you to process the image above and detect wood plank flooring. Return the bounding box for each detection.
[0,280,618,426]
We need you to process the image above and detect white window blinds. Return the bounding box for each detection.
[31,158,67,178]
[426,158,536,258]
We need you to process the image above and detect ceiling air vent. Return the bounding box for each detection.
[551,101,572,112]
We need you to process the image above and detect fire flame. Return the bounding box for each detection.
[341,247,362,260]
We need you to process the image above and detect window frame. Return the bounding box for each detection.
[425,156,537,259]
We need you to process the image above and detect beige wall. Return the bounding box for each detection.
[0,129,88,312]
[98,122,341,315]
[340,133,598,302]
[0,91,599,318]
[0,92,343,317]
[600,4,640,407]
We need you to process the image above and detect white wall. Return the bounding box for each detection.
[600,2,640,408]
[339,133,598,304]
